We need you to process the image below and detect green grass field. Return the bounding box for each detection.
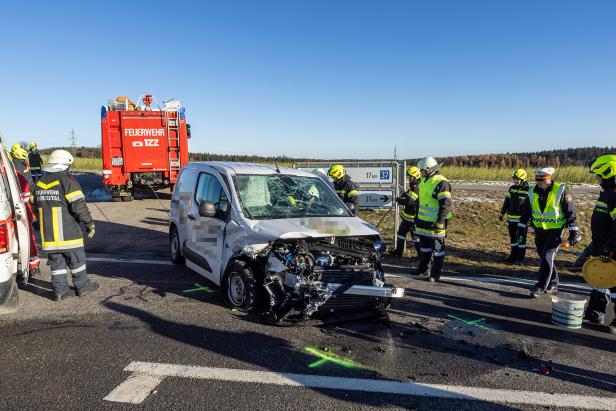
[67,157,593,183]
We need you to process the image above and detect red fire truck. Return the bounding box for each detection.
[100,94,190,201]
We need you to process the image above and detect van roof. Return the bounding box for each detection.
[184,161,315,177]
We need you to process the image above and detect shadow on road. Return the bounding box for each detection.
[104,301,520,410]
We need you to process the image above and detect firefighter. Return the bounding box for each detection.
[393,166,421,258]
[11,144,32,185]
[328,165,359,215]
[518,167,581,298]
[499,169,530,263]
[32,149,98,301]
[582,154,616,334]
[28,142,43,182]
[414,157,452,282]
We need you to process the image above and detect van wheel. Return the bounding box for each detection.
[111,196,122,202]
[222,261,258,311]
[169,226,185,264]
[122,195,134,202]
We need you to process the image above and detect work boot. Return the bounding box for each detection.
[55,291,74,302]
[30,267,41,278]
[427,276,435,283]
[530,287,543,298]
[583,314,605,326]
[608,323,616,335]
[76,282,99,297]
[546,284,558,294]
[504,254,516,263]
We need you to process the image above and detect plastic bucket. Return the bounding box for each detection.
[551,292,587,329]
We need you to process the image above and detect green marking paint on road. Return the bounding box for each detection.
[448,314,496,334]
[182,283,215,293]
[305,347,365,369]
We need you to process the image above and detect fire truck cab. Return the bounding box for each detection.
[101,95,190,201]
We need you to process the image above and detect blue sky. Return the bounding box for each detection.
[0,0,614,159]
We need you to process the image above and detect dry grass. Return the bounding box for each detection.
[360,189,595,278]
[441,166,593,184]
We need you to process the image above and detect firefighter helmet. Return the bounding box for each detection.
[328,164,345,180]
[407,166,421,180]
[417,156,439,172]
[512,169,527,181]
[29,142,37,150]
[589,154,616,180]
[47,149,75,166]
[11,144,28,160]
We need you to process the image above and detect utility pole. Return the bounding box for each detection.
[393,145,398,161]
[69,128,77,154]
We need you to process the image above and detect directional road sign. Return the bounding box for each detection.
[357,190,394,208]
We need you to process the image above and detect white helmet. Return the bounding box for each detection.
[417,156,439,172]
[47,149,75,166]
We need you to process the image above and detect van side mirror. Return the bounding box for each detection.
[198,201,216,218]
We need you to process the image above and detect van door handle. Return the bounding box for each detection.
[188,214,196,220]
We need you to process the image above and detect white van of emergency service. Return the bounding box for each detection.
[0,139,33,314]
[169,162,403,324]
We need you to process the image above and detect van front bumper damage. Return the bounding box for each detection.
[259,237,403,325]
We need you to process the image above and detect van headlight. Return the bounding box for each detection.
[374,240,386,252]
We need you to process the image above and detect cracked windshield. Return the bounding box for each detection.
[234,174,350,219]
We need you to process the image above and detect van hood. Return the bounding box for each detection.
[241,216,380,241]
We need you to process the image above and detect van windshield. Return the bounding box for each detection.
[233,174,351,220]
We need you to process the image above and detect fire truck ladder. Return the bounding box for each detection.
[165,107,181,182]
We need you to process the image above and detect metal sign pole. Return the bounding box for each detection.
[393,161,399,252]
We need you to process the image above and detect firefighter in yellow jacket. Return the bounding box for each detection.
[32,149,98,301]
[414,157,452,282]
[393,166,421,257]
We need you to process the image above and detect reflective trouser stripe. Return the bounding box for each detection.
[434,251,445,257]
[72,265,87,273]
[420,248,432,253]
[51,269,68,276]
[511,243,518,247]
[397,235,406,240]
[518,245,526,249]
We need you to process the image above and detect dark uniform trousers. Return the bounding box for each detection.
[508,221,527,260]
[585,287,616,324]
[48,248,89,296]
[534,228,562,291]
[395,219,420,256]
[417,235,445,280]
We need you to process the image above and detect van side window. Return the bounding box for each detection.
[195,173,229,212]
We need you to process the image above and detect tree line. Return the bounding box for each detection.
[38,145,614,168]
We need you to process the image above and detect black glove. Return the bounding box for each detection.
[498,213,504,222]
[599,250,612,263]
[568,229,581,246]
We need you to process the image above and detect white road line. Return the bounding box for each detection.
[104,361,616,409]
[103,372,164,404]
[87,257,174,266]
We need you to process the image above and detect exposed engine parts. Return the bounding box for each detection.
[261,236,390,324]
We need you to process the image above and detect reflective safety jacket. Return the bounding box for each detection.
[396,185,419,222]
[500,182,529,223]
[28,150,43,171]
[33,171,93,252]
[333,175,359,215]
[416,174,453,238]
[591,180,616,256]
[519,182,577,231]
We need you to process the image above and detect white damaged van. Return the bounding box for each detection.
[169,162,403,324]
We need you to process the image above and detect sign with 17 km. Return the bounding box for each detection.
[299,166,393,185]
[358,190,394,208]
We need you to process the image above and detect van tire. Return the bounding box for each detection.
[169,226,185,264]
[222,261,258,312]
[111,196,122,202]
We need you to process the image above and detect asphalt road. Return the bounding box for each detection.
[0,177,614,410]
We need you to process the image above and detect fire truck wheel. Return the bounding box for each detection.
[111,196,122,202]
[121,195,134,202]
